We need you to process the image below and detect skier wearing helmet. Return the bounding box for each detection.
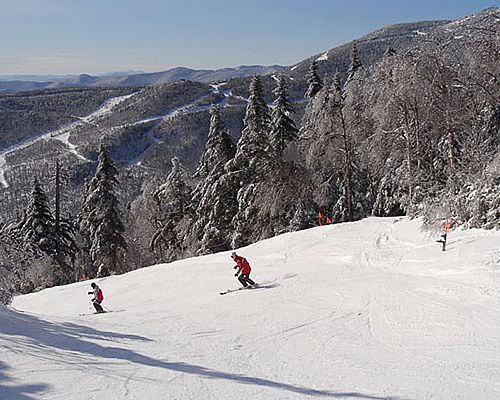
[87,282,105,313]
[231,252,256,288]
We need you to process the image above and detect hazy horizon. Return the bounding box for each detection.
[1,0,497,75]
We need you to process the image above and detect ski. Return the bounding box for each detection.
[220,287,251,295]
[78,309,125,316]
[78,311,108,316]
[220,284,260,295]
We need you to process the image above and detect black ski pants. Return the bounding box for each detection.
[93,301,104,313]
[238,273,255,287]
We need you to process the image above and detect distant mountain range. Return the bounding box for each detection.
[0,18,448,94]
[0,65,285,93]
[1,8,497,228]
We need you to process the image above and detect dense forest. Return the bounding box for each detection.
[1,8,499,304]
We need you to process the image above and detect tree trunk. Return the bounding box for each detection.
[339,110,354,222]
[402,106,414,209]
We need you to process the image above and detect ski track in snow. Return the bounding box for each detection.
[4,217,500,399]
[0,93,137,188]
[0,84,251,186]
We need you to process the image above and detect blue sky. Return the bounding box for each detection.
[0,0,497,75]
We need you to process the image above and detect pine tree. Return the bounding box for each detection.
[52,160,78,276]
[16,178,76,285]
[151,157,191,260]
[194,107,235,179]
[19,178,56,255]
[226,76,275,248]
[232,75,272,176]
[270,74,298,156]
[80,146,126,277]
[346,42,362,82]
[305,59,323,99]
[191,108,236,254]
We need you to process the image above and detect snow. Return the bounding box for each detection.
[316,51,329,61]
[0,93,137,188]
[4,217,500,399]
[124,86,246,130]
[0,157,7,187]
[210,82,228,93]
[290,65,299,71]
[413,30,428,36]
[447,15,472,27]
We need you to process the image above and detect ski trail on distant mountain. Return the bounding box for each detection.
[0,84,251,187]
[111,84,247,133]
[0,92,137,188]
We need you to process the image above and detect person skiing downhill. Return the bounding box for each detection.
[231,252,256,288]
[88,282,105,313]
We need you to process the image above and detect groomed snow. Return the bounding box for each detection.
[3,217,500,399]
[317,51,329,61]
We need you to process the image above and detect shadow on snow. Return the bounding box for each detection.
[0,360,49,400]
[0,308,408,399]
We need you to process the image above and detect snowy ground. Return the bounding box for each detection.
[3,217,500,400]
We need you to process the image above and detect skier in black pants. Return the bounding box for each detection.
[88,283,105,313]
[232,252,256,288]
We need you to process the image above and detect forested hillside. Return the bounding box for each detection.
[0,8,498,302]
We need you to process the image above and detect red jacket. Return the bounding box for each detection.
[234,256,251,275]
[92,285,104,303]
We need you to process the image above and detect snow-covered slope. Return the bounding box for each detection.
[3,217,500,399]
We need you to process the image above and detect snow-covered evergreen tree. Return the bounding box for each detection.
[346,42,362,83]
[19,179,57,255]
[194,107,235,179]
[80,146,127,277]
[227,75,275,248]
[51,160,78,279]
[151,157,192,261]
[270,74,298,156]
[191,107,236,254]
[305,59,323,99]
[232,75,272,177]
[13,178,76,285]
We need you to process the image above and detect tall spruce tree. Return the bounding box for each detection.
[232,75,272,177]
[80,146,126,277]
[52,160,78,276]
[305,59,323,99]
[17,178,76,285]
[194,107,235,179]
[229,75,308,247]
[19,178,56,255]
[151,157,191,261]
[227,75,275,248]
[270,74,298,156]
[190,107,236,254]
[346,42,362,83]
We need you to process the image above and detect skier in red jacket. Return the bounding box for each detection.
[88,282,105,313]
[231,252,256,288]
